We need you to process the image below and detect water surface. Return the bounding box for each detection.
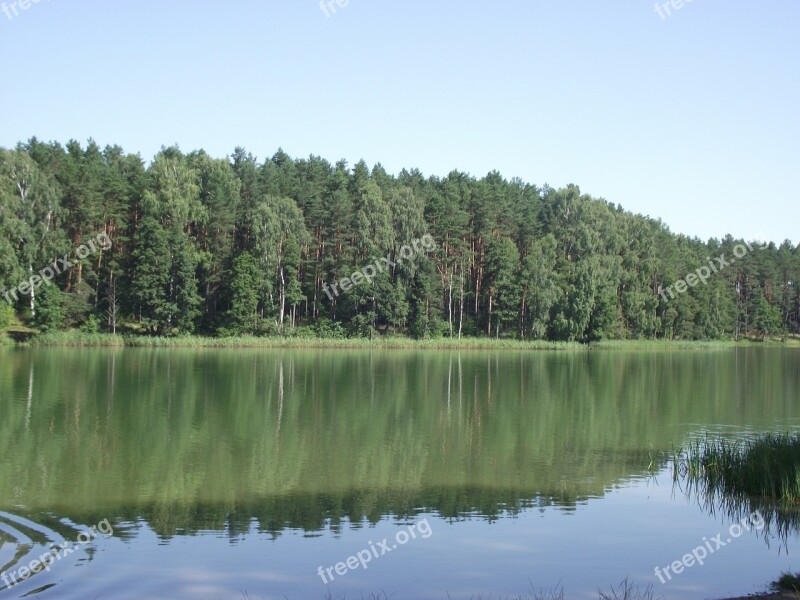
[0,347,798,599]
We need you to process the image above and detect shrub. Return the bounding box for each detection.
[0,303,13,329]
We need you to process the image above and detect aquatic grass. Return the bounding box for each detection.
[240,581,654,599]
[772,571,800,593]
[25,332,588,351]
[672,433,800,549]
[598,578,654,600]
[462,581,565,600]
[465,592,564,600]
[590,339,734,350]
[590,338,798,350]
[27,331,126,347]
[18,329,794,350]
[321,593,394,600]
[673,433,800,505]
[251,582,654,600]
[122,335,587,351]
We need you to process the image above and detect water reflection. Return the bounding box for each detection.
[0,347,798,542]
[673,438,800,551]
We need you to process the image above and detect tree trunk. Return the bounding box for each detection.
[448,268,453,337]
[458,263,464,339]
[487,294,492,336]
[278,267,286,332]
[28,263,35,317]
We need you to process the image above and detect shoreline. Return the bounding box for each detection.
[721,593,796,600]
[1,331,797,350]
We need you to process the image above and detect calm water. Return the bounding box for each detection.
[0,347,798,599]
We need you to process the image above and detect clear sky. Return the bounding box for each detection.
[1,1,797,245]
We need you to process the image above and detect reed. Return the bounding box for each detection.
[27,331,126,347]
[772,571,800,593]
[590,339,749,350]
[673,433,800,505]
[26,332,587,351]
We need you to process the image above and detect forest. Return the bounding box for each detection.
[0,138,797,342]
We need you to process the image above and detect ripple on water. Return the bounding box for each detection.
[0,511,107,596]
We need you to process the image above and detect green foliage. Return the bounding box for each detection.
[520,235,559,339]
[227,251,262,335]
[773,572,800,593]
[79,314,101,333]
[314,318,346,339]
[0,140,797,342]
[129,216,172,333]
[674,433,800,505]
[128,217,201,334]
[0,303,13,329]
[752,288,783,337]
[168,225,202,333]
[484,236,520,337]
[63,283,93,330]
[32,284,66,333]
[348,313,376,338]
[29,331,125,346]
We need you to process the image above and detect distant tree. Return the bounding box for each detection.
[32,283,66,333]
[227,251,262,334]
[520,235,559,339]
[752,288,782,338]
[484,236,520,337]
[0,149,64,317]
[1,139,795,343]
[129,216,172,333]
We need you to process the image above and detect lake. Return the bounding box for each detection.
[0,347,798,599]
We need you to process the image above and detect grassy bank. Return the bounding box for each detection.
[22,331,586,350]
[588,339,732,350]
[590,337,800,350]
[4,330,797,350]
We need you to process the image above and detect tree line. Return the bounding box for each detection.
[0,138,797,341]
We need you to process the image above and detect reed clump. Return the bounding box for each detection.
[673,433,800,505]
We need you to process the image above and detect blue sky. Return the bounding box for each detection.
[1,1,797,244]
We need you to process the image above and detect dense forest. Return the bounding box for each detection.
[0,138,797,341]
